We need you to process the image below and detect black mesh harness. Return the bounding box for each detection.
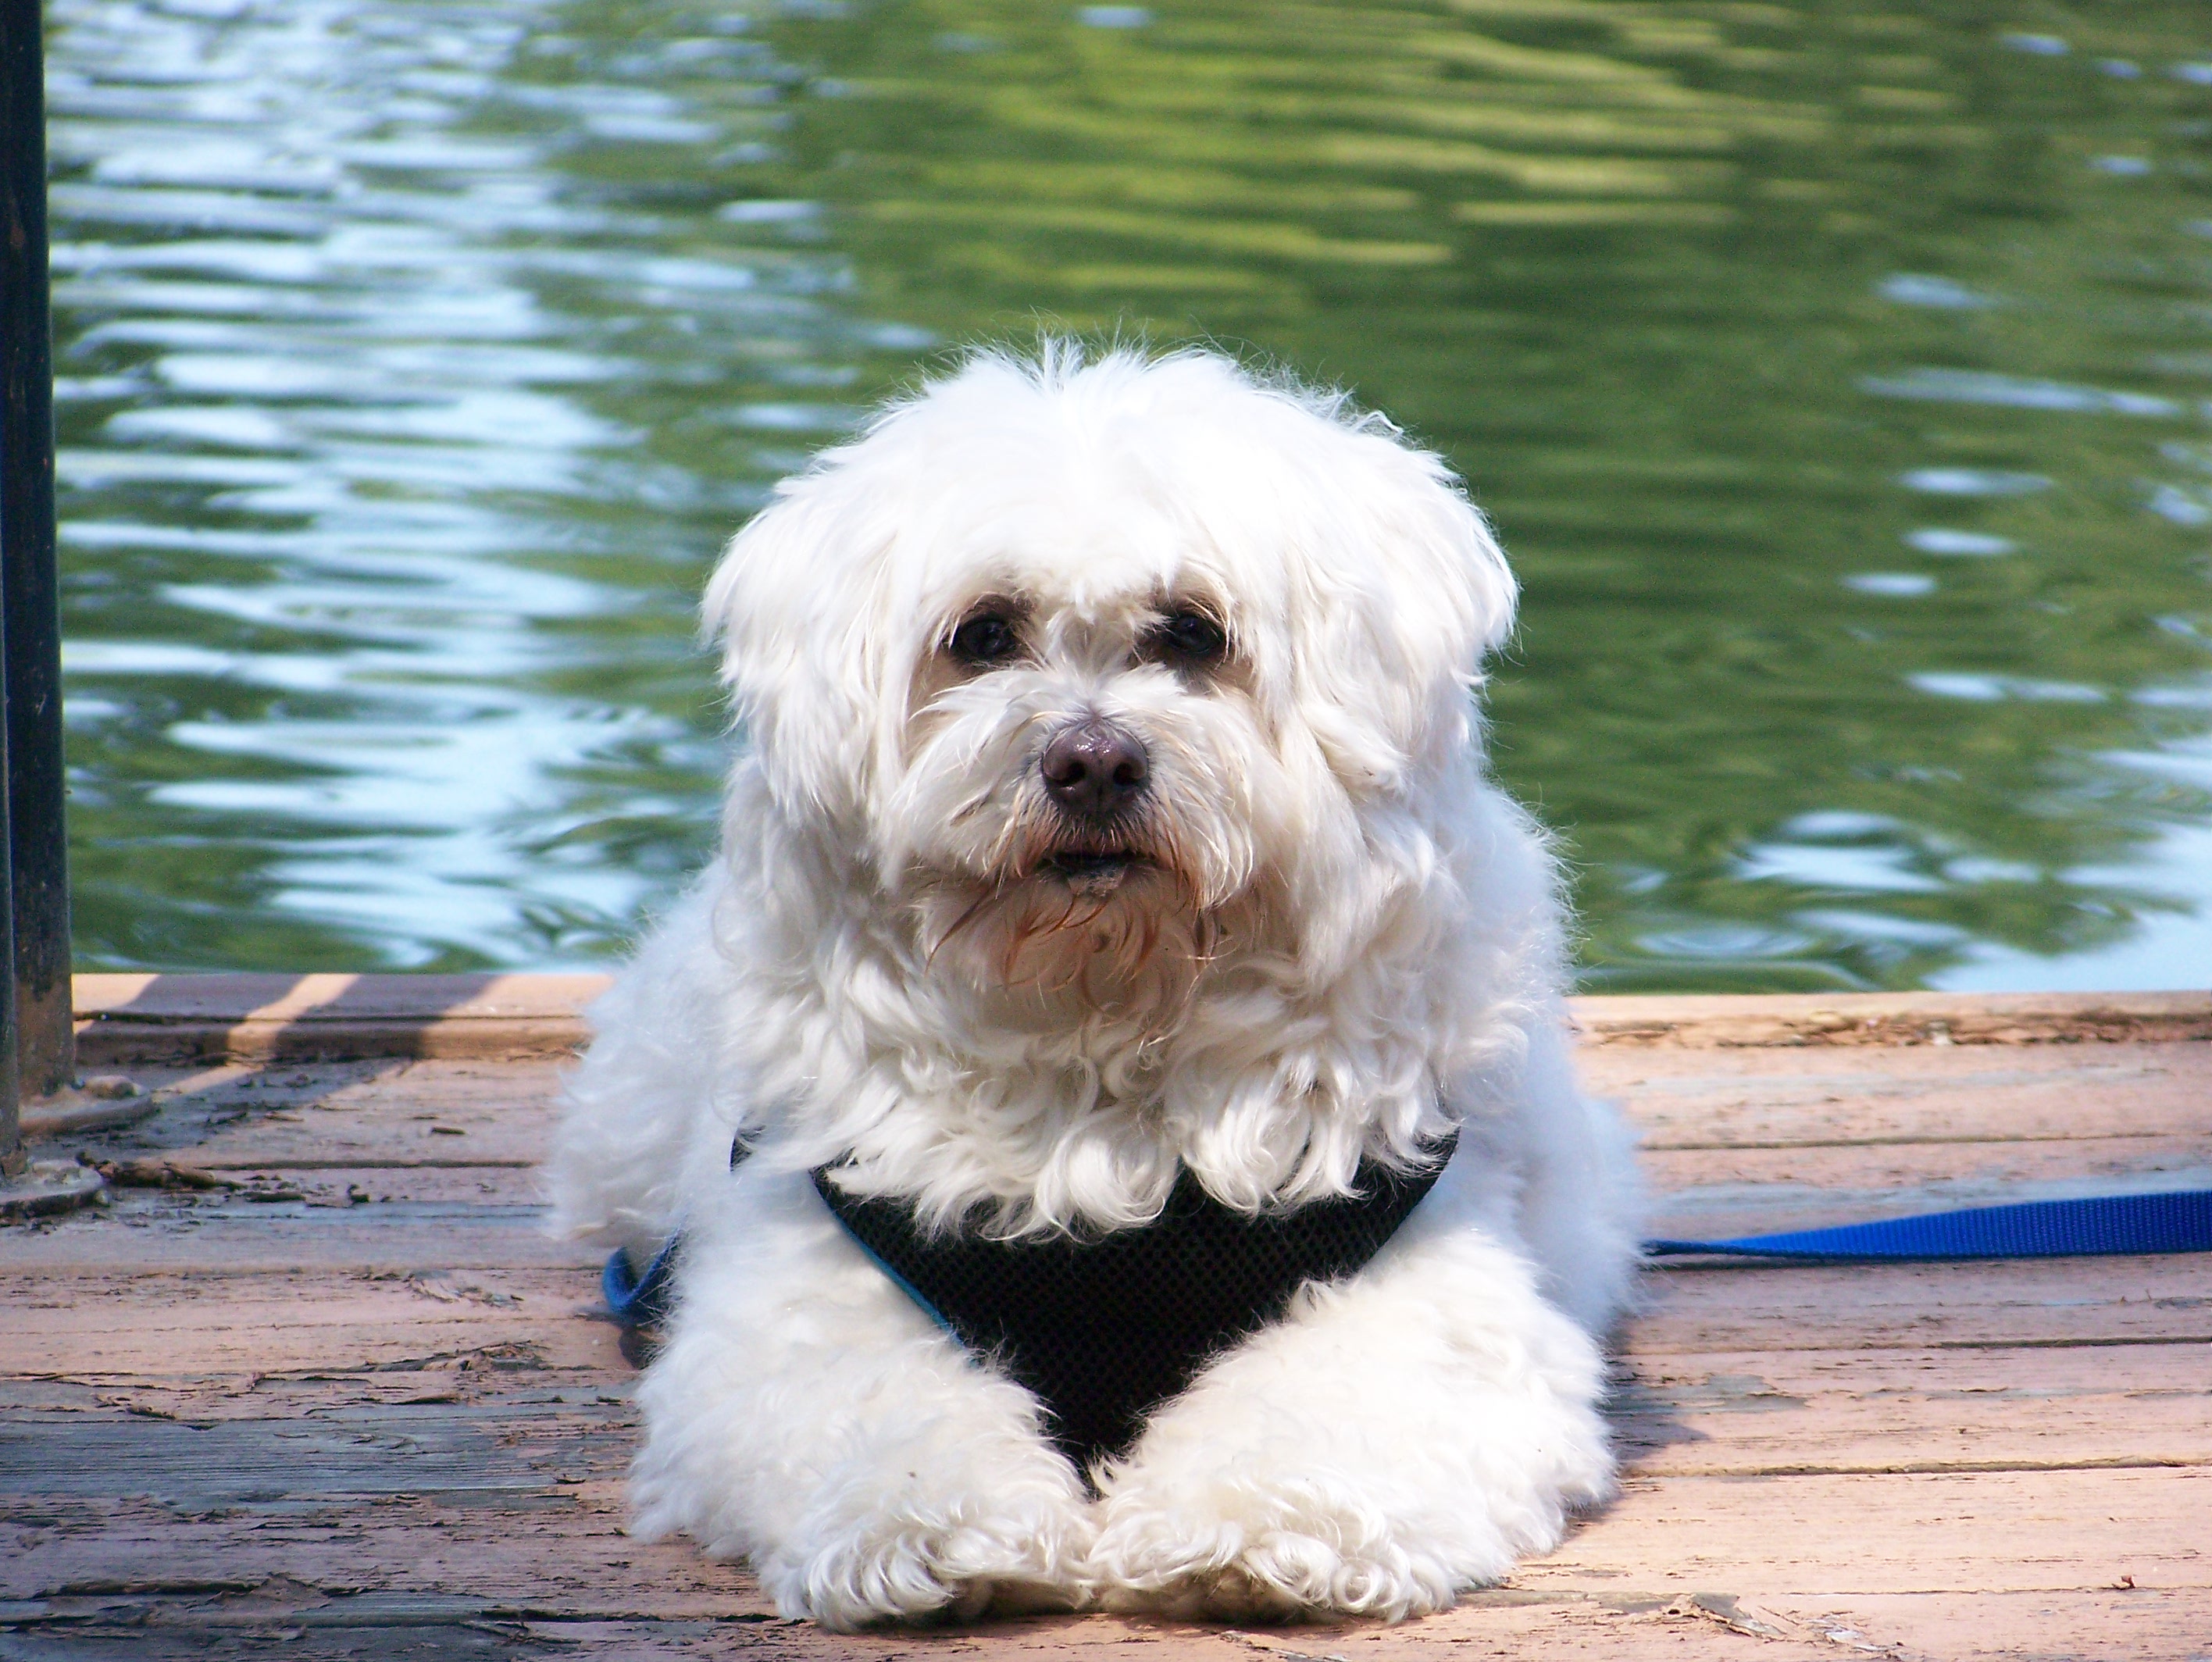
[810,1135,1457,1471]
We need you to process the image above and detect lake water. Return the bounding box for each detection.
[45,0,2212,991]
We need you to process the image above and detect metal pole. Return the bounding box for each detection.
[0,542,16,1175]
[0,0,69,1101]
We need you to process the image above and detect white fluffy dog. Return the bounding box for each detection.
[546,344,1641,1629]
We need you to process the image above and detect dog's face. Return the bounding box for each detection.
[705,348,1517,1022]
[887,562,1268,1016]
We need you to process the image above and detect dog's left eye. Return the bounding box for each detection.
[950,612,1022,667]
[1146,610,1227,666]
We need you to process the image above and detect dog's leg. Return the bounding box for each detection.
[1084,1218,1612,1621]
[629,1168,1095,1629]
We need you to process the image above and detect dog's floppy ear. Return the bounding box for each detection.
[1274,421,1519,795]
[701,472,897,824]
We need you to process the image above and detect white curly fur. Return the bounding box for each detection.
[545,344,1643,1630]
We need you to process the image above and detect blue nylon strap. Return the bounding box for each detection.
[1646,1189,2212,1261]
[603,1236,680,1325]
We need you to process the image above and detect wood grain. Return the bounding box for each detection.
[1573,989,2212,1047]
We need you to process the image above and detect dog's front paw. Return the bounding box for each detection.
[761,1490,1095,1629]
[1084,1414,1616,1623]
[1083,1474,1469,1623]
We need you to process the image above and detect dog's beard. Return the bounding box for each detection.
[912,801,1223,1029]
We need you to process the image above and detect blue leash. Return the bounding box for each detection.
[602,1189,2212,1329]
[1646,1189,2212,1261]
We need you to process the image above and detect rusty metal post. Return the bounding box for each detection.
[0,0,70,1100]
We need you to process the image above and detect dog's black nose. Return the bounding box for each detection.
[1041,720,1149,819]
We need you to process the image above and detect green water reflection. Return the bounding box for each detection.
[48,0,2212,989]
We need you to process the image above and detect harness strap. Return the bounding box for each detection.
[812,1143,1457,1470]
[608,1189,2212,1324]
[1646,1189,2212,1260]
[601,1187,2212,1465]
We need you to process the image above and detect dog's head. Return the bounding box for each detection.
[705,345,1516,1019]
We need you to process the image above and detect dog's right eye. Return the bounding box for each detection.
[949,612,1022,667]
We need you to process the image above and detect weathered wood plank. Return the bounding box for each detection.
[1629,1257,2212,1353]
[1643,1136,2212,1238]
[1575,989,2212,1047]
[9,1209,2207,1361]
[9,1253,2205,1375]
[1745,1589,2201,1662]
[0,1585,1860,1662]
[8,977,2210,1658]
[1525,1467,2212,1593]
[7,1425,2206,1601]
[37,1045,2212,1185]
[25,1129,2207,1276]
[0,1493,764,1616]
[64,975,2212,1066]
[7,1339,2205,1500]
[0,1588,2192,1661]
[72,973,609,1065]
[1587,1043,2212,1150]
[5,1461,2202,1655]
[62,1137,2212,1282]
[1614,1342,2212,1476]
[27,1058,565,1169]
[1,1270,613,1376]
[1643,1134,2210,1196]
[0,1211,583,1276]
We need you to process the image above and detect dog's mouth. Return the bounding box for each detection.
[1039,850,1149,893]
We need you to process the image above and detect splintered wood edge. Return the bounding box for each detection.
[61,974,2212,1065]
[1573,989,2212,1048]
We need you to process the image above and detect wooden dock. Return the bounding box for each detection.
[3,975,2207,1659]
